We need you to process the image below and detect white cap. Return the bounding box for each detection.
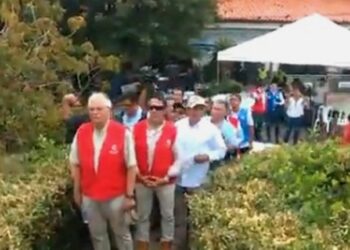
[186,95,207,108]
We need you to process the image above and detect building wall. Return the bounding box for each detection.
[201,27,271,44]
[200,22,350,45]
[200,22,279,45]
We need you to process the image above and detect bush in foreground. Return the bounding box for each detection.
[190,141,350,249]
[0,137,84,250]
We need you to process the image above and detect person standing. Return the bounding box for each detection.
[228,93,254,154]
[266,83,285,143]
[133,94,180,250]
[250,83,266,142]
[341,115,350,145]
[116,92,147,128]
[284,87,306,144]
[174,95,227,250]
[172,88,184,105]
[69,92,136,250]
[209,99,243,162]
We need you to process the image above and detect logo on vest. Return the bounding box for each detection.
[166,139,172,147]
[109,144,119,155]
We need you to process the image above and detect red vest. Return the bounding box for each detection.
[77,120,126,201]
[252,87,266,114]
[133,120,176,181]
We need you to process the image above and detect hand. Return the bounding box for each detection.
[122,197,136,211]
[236,154,241,161]
[138,175,154,187]
[227,145,236,152]
[63,93,80,106]
[147,176,169,187]
[73,189,81,207]
[194,154,210,164]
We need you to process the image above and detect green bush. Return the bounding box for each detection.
[190,141,350,249]
[0,89,64,153]
[201,80,243,97]
[0,137,85,250]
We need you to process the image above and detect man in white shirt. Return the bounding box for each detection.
[174,95,227,250]
[228,93,254,154]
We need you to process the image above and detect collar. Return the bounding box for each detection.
[125,106,142,119]
[147,120,165,132]
[188,117,203,128]
[94,120,109,134]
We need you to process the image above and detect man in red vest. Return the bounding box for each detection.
[133,93,180,250]
[69,92,137,250]
[250,82,266,141]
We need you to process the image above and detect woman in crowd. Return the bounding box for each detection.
[284,86,306,144]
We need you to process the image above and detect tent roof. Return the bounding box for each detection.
[217,14,350,67]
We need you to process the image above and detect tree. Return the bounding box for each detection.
[62,0,216,64]
[0,0,120,152]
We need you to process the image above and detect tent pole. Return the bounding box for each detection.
[216,60,220,84]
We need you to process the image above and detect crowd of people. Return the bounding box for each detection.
[63,79,350,250]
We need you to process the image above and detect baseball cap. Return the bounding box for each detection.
[186,95,207,108]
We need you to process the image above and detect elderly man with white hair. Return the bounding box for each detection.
[69,92,137,250]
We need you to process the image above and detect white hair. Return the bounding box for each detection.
[88,92,112,108]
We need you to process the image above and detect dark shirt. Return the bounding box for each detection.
[64,113,89,144]
[109,73,128,101]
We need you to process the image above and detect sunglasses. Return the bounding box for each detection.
[149,105,165,111]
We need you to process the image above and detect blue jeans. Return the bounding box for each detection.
[284,116,303,144]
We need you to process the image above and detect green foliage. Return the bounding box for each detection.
[0,0,120,151]
[62,0,216,62]
[201,80,242,97]
[190,141,350,249]
[216,36,236,51]
[0,138,84,250]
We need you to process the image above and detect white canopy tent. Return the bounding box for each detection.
[218,14,350,67]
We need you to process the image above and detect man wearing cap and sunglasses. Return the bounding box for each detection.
[174,95,227,250]
[133,93,181,250]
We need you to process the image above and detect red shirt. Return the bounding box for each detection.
[342,123,350,145]
[251,87,266,114]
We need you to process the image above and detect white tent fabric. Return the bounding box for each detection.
[218,14,350,67]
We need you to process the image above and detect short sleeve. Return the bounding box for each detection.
[247,110,254,126]
[69,134,80,166]
[124,129,137,168]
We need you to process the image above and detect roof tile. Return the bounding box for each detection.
[218,0,350,23]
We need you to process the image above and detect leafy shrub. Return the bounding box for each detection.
[190,141,350,249]
[0,1,120,152]
[0,137,85,250]
[201,80,243,97]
